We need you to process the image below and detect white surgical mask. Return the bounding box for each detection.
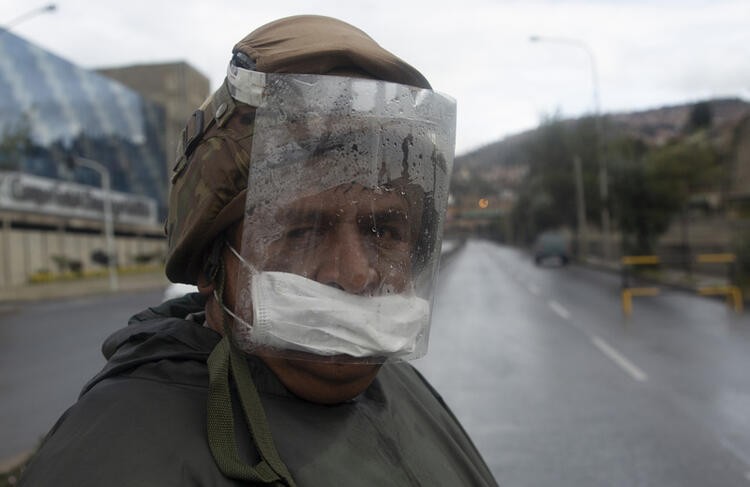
[220,244,430,359]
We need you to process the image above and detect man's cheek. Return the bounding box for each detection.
[379,254,412,291]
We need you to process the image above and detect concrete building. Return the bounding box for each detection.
[0,29,167,288]
[96,62,211,174]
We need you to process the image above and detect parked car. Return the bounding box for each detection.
[533,232,571,266]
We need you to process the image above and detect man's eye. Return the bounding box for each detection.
[286,227,320,239]
[373,225,405,241]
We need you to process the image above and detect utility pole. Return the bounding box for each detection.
[530,35,612,259]
[573,156,588,258]
[66,155,119,291]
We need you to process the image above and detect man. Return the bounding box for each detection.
[20,15,498,486]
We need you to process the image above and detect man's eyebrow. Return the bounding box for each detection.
[365,208,410,224]
[279,207,410,225]
[278,208,330,224]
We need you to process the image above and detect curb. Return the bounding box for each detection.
[0,273,169,304]
[0,449,32,480]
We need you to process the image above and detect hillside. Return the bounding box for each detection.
[447,97,750,252]
[456,97,750,171]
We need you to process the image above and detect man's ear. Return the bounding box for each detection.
[197,237,226,296]
[196,274,215,296]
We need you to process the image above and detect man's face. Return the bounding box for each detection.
[243,182,421,295]
[216,182,424,404]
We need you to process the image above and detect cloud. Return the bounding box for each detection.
[1,0,748,154]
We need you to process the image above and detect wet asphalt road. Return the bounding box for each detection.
[2,239,750,486]
[415,240,750,486]
[0,289,163,463]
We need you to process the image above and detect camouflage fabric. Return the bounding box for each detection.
[164,15,432,284]
[233,15,431,89]
[165,82,255,283]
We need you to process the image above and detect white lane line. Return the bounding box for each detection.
[526,283,541,296]
[548,300,571,320]
[591,336,648,383]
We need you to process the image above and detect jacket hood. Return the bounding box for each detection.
[80,293,219,396]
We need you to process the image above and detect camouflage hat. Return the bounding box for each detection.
[164,15,432,284]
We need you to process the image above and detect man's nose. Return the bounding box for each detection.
[316,224,378,294]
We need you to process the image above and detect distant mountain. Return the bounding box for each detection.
[607,98,750,145]
[455,131,533,170]
[455,97,750,171]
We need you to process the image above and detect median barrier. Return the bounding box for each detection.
[620,253,743,315]
[694,253,742,312]
[621,255,661,316]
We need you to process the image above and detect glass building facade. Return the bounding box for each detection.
[0,28,167,216]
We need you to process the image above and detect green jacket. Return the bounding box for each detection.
[20,294,498,486]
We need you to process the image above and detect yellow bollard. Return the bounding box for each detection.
[731,286,744,313]
[695,253,736,264]
[621,255,660,265]
[621,289,633,317]
[698,285,744,313]
[621,287,659,316]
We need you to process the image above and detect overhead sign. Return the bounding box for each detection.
[0,171,158,226]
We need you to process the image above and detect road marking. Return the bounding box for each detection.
[526,283,540,296]
[591,336,648,383]
[548,300,571,320]
[745,471,750,482]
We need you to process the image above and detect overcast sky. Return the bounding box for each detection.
[1,0,748,155]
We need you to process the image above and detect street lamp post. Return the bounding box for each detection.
[67,156,119,292]
[530,35,612,260]
[2,4,56,30]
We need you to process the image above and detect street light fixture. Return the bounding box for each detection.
[529,34,612,260]
[2,4,57,30]
[66,155,119,292]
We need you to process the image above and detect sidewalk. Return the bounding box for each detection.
[583,255,737,290]
[0,270,169,305]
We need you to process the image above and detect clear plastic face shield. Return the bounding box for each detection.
[223,63,456,364]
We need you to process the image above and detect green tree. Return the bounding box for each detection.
[515,117,573,237]
[611,133,720,254]
[684,101,713,133]
[510,114,603,244]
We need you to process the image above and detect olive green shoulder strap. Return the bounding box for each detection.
[207,337,297,486]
